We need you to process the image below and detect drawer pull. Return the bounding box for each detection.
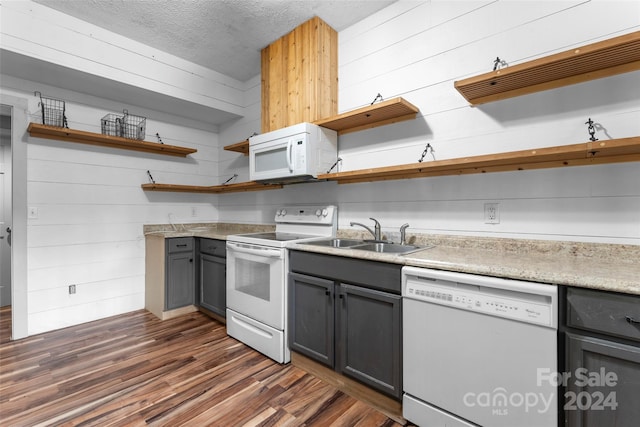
[625,316,640,325]
[176,244,188,247]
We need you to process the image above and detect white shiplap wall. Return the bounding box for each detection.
[1,79,220,335]
[2,0,639,336]
[219,0,640,244]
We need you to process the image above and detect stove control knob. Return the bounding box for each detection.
[322,208,329,217]
[276,209,282,216]
[315,209,322,217]
[280,209,287,217]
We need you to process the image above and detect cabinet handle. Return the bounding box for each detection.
[325,290,330,296]
[626,316,640,325]
[189,258,193,263]
[176,244,188,247]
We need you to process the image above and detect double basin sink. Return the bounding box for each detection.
[304,238,431,255]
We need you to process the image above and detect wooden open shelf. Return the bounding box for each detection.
[222,97,420,155]
[318,136,640,184]
[313,97,419,135]
[454,30,640,105]
[223,139,250,156]
[141,181,282,194]
[28,123,197,157]
[144,137,640,193]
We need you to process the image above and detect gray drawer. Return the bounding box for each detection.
[199,238,226,258]
[167,237,193,253]
[567,287,640,343]
[289,250,401,294]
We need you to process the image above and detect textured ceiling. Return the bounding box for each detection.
[33,0,396,82]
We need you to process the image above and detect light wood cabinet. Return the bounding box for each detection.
[261,16,338,133]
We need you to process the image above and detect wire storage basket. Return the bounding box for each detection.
[35,91,68,128]
[100,109,146,140]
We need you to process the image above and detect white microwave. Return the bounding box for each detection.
[249,122,338,183]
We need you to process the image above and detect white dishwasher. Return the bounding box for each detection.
[402,266,558,427]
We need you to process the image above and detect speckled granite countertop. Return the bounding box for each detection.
[143,222,275,240]
[292,233,640,296]
[144,223,640,296]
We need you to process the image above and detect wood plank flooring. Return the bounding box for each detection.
[0,307,403,426]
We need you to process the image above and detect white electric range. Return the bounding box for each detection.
[226,205,337,363]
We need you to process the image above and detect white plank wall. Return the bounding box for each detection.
[1,1,245,118]
[1,0,639,335]
[219,0,640,244]
[1,79,220,335]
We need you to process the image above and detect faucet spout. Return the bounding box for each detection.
[350,217,383,241]
[350,222,375,239]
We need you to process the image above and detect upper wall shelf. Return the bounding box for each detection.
[454,30,640,105]
[141,181,282,194]
[317,136,640,184]
[222,97,420,155]
[313,97,419,135]
[223,139,250,156]
[28,123,197,157]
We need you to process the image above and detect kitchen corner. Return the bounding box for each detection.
[141,219,638,425]
[143,222,275,321]
[144,221,640,322]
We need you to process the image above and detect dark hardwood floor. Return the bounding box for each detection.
[0,306,402,426]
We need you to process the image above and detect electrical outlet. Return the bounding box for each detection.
[484,203,500,224]
[28,207,39,219]
[69,284,76,294]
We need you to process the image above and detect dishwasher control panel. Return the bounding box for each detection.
[404,275,554,327]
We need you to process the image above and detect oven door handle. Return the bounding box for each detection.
[227,242,283,259]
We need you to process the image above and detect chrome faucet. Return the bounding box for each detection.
[400,223,410,245]
[350,217,382,241]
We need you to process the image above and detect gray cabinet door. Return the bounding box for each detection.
[166,252,194,310]
[288,272,335,367]
[337,283,402,399]
[199,253,226,317]
[566,332,640,427]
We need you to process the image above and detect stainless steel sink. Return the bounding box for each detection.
[305,238,365,248]
[352,242,429,254]
[305,238,431,255]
